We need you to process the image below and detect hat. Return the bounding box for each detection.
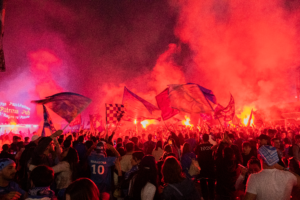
[31,135,40,142]
[258,145,279,166]
[0,158,15,171]
[96,141,105,153]
[257,134,270,141]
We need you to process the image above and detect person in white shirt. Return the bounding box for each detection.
[244,145,300,200]
[120,142,134,172]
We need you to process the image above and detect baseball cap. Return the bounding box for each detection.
[258,145,279,166]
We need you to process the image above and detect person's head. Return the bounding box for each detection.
[65,178,100,200]
[242,142,252,155]
[182,142,191,155]
[162,156,185,184]
[132,155,157,199]
[163,144,172,153]
[0,158,16,181]
[247,157,261,174]
[78,135,84,143]
[125,136,129,140]
[155,140,162,150]
[257,145,279,168]
[66,135,73,141]
[131,151,144,166]
[30,165,54,188]
[295,135,300,144]
[131,137,138,145]
[64,139,72,149]
[2,144,9,152]
[202,134,209,143]
[62,147,79,165]
[117,147,126,157]
[125,141,134,153]
[148,134,152,141]
[271,138,281,149]
[17,141,24,150]
[95,141,106,156]
[257,134,270,147]
[117,137,122,144]
[13,136,19,143]
[39,137,55,154]
[25,137,29,143]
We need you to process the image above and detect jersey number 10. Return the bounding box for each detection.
[91,164,105,175]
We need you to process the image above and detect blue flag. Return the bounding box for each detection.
[32,92,92,123]
[168,83,216,113]
[41,105,56,136]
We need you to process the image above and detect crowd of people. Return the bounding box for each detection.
[0,123,300,200]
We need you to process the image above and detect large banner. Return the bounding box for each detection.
[0,101,31,123]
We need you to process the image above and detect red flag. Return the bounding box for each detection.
[214,95,235,121]
[155,88,179,121]
[69,114,82,127]
[247,109,253,127]
[122,87,160,121]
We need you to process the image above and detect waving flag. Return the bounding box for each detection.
[214,95,235,121]
[69,114,82,127]
[0,0,6,72]
[156,88,179,120]
[168,83,216,113]
[42,105,56,136]
[32,92,92,123]
[122,87,160,121]
[106,104,125,124]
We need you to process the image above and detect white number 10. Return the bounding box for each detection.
[91,164,105,175]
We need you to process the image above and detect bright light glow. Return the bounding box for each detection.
[140,119,157,129]
[134,119,137,125]
[237,106,255,126]
[182,116,193,128]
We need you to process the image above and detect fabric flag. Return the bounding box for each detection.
[232,115,241,125]
[253,110,264,127]
[155,88,179,121]
[168,83,216,113]
[106,104,125,124]
[32,92,92,123]
[214,95,235,121]
[122,87,160,121]
[0,0,6,72]
[200,113,213,121]
[89,114,95,133]
[247,109,254,127]
[42,105,57,136]
[69,114,82,127]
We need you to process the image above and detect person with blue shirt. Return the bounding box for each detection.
[0,158,26,200]
[87,141,120,200]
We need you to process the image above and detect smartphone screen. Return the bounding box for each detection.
[113,140,116,146]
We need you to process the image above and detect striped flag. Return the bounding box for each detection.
[42,105,56,136]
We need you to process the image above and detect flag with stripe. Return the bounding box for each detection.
[42,105,56,136]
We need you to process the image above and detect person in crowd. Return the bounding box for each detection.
[215,147,239,200]
[24,137,30,146]
[144,134,156,155]
[125,151,144,180]
[160,156,201,200]
[65,178,100,200]
[195,133,214,200]
[244,145,300,200]
[152,141,163,161]
[0,158,26,200]
[121,141,134,173]
[87,141,120,200]
[27,165,57,200]
[181,142,196,178]
[129,155,158,200]
[52,147,79,200]
[242,141,256,167]
[0,144,15,161]
[10,136,21,154]
[185,133,197,152]
[235,157,261,195]
[123,136,129,147]
[131,137,142,151]
[271,137,286,167]
[257,134,270,147]
[73,135,87,162]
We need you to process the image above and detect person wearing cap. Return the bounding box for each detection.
[87,141,120,200]
[244,145,300,200]
[0,158,26,200]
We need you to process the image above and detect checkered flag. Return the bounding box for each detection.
[106,104,125,124]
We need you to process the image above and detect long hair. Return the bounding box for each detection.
[132,155,158,200]
[155,141,162,151]
[182,142,191,156]
[62,147,79,181]
[65,178,99,200]
[162,156,185,184]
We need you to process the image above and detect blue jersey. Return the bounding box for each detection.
[88,152,117,192]
[0,181,25,197]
